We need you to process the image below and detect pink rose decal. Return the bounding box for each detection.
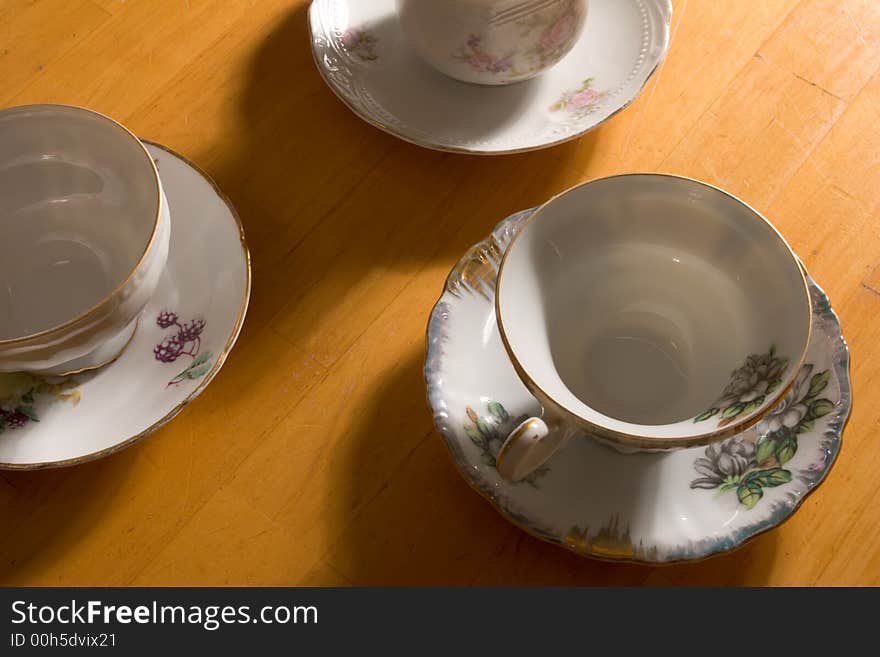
[541,13,577,55]
[455,35,514,75]
[550,78,605,121]
[339,28,378,62]
[569,87,600,109]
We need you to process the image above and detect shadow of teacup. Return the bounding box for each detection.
[0,449,140,585]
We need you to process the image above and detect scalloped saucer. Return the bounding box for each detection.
[0,142,251,469]
[309,0,672,154]
[425,209,851,563]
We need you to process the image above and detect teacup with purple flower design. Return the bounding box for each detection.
[396,0,588,85]
[0,105,170,376]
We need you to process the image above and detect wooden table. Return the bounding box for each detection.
[1,0,877,586]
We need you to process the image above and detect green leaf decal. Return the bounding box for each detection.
[796,418,815,434]
[737,482,764,509]
[476,418,495,441]
[462,399,549,488]
[756,438,776,465]
[766,378,783,395]
[184,362,212,380]
[464,426,483,446]
[174,352,214,382]
[694,408,719,422]
[719,480,739,493]
[752,467,792,488]
[744,398,764,414]
[776,434,798,465]
[741,471,761,485]
[722,402,747,419]
[487,401,509,423]
[809,398,835,419]
[807,371,830,399]
[19,405,39,422]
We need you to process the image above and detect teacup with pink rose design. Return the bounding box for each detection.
[395,0,588,86]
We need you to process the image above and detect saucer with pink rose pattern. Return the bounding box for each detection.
[309,0,672,154]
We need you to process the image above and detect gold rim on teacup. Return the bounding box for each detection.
[494,173,812,480]
[0,104,166,374]
[0,141,252,470]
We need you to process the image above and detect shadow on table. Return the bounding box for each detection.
[0,449,140,585]
[213,4,781,586]
[325,350,780,586]
[1,0,593,588]
[209,2,594,341]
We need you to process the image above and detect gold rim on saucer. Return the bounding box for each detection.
[0,141,252,471]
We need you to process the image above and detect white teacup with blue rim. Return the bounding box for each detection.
[0,104,170,376]
[494,174,812,482]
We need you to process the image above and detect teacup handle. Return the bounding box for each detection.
[496,417,576,482]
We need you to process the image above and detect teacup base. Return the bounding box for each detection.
[427,68,540,88]
[26,317,139,378]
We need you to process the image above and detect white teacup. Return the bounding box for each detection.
[0,105,170,375]
[396,0,588,86]
[494,174,812,481]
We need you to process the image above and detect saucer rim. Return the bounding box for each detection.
[424,208,852,565]
[308,0,674,156]
[0,140,253,471]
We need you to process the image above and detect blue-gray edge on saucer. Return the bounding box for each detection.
[424,208,851,564]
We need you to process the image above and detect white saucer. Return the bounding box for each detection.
[309,0,672,154]
[425,209,851,563]
[0,142,251,469]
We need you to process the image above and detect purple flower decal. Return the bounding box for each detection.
[180,319,206,342]
[156,311,179,329]
[154,311,213,387]
[154,333,184,363]
[4,410,29,429]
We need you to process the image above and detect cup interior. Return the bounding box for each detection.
[497,175,811,441]
[0,105,159,341]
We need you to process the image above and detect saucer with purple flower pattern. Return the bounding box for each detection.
[425,208,851,563]
[0,142,251,469]
[309,0,672,154]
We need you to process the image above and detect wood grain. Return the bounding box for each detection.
[0,0,877,586]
